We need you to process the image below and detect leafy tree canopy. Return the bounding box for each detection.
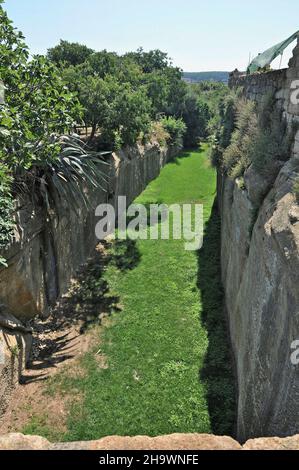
[47,39,94,67]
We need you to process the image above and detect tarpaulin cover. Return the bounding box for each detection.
[247,31,299,74]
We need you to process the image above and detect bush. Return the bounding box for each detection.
[160,116,186,148]
[219,92,295,180]
[149,121,170,147]
[209,89,239,169]
[222,99,257,178]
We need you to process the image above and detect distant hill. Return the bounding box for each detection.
[183,71,229,84]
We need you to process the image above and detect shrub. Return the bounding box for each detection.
[160,116,186,148]
[220,92,295,180]
[209,89,239,168]
[222,99,257,178]
[149,121,170,147]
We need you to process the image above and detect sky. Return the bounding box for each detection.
[3,0,299,72]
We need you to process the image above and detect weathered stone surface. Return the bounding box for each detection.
[243,434,299,450]
[52,434,242,451]
[2,432,299,450]
[0,433,50,450]
[0,312,32,417]
[221,37,299,442]
[219,160,299,441]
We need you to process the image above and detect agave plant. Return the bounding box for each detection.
[14,135,112,212]
[45,135,111,210]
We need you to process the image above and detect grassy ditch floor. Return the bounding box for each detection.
[23,145,236,441]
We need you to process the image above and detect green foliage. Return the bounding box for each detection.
[222,99,257,179]
[48,41,225,150]
[57,44,186,148]
[125,47,171,73]
[218,92,238,149]
[47,40,94,67]
[36,136,110,212]
[149,121,170,147]
[221,93,295,180]
[293,177,299,202]
[180,82,227,148]
[212,87,295,185]
[182,90,211,147]
[1,3,81,171]
[0,163,13,266]
[144,70,170,117]
[1,55,82,170]
[160,116,186,148]
[0,4,107,263]
[0,1,29,74]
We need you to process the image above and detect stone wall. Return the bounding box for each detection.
[0,141,178,409]
[229,68,287,102]
[219,39,299,441]
[3,432,299,450]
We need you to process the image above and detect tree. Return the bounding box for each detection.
[1,55,82,170]
[0,0,29,82]
[144,71,170,118]
[125,48,171,73]
[86,50,120,78]
[163,67,187,117]
[47,40,94,67]
[78,75,112,142]
[110,83,152,147]
[60,54,151,148]
[182,91,211,147]
[0,3,81,170]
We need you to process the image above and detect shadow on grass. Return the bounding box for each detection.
[172,145,207,165]
[58,239,141,333]
[197,201,237,436]
[23,239,141,383]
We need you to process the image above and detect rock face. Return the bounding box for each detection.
[2,432,299,450]
[220,39,299,441]
[0,142,178,412]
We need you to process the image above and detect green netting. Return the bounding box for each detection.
[247,31,299,74]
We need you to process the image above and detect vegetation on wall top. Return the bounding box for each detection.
[211,90,296,182]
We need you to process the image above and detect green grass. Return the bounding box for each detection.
[24,145,236,441]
